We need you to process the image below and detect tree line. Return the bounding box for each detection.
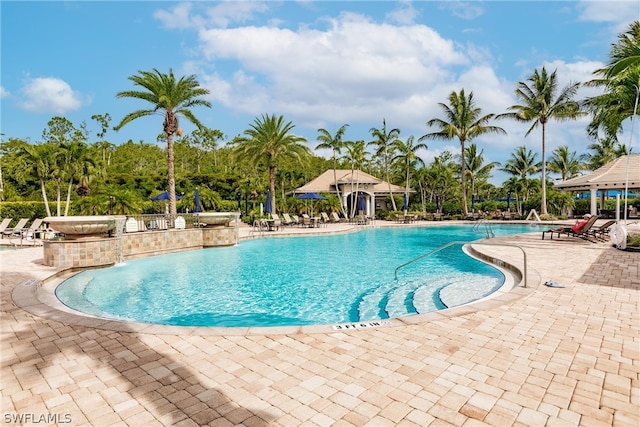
[1,22,637,220]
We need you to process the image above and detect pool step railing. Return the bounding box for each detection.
[395,241,528,287]
[473,219,495,238]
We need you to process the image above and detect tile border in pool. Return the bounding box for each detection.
[12,238,542,336]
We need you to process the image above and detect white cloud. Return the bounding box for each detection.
[19,77,83,114]
[439,1,485,20]
[195,12,471,134]
[154,1,268,29]
[577,0,639,32]
[0,86,9,98]
[386,0,419,25]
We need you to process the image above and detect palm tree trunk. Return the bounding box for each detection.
[332,158,347,218]
[269,165,277,214]
[460,141,468,215]
[40,177,52,217]
[65,178,73,216]
[540,123,548,215]
[167,134,177,218]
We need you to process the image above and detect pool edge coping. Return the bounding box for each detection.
[11,231,542,336]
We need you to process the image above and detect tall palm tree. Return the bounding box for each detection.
[369,119,400,211]
[420,89,506,215]
[342,140,369,217]
[316,124,349,218]
[15,142,57,217]
[232,114,310,213]
[62,140,96,215]
[114,68,211,217]
[499,67,584,215]
[585,21,640,140]
[461,143,500,201]
[548,145,586,181]
[391,135,427,213]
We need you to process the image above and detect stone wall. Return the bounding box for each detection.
[43,225,238,268]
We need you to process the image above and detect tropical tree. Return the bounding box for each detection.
[14,142,57,216]
[114,68,211,217]
[316,124,349,218]
[499,67,584,215]
[231,114,310,213]
[548,145,587,181]
[420,89,506,215]
[584,21,640,140]
[391,135,427,213]
[342,140,369,217]
[586,136,629,170]
[501,146,540,180]
[369,119,400,211]
[460,143,500,202]
[62,139,96,215]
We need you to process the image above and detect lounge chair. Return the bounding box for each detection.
[281,213,295,227]
[330,212,342,223]
[301,214,313,228]
[0,218,13,237]
[269,213,282,231]
[21,218,44,239]
[320,212,331,225]
[2,218,28,238]
[292,215,302,227]
[542,215,598,241]
[587,220,616,241]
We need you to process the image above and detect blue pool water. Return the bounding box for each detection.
[56,224,542,327]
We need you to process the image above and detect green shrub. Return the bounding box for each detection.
[0,201,54,222]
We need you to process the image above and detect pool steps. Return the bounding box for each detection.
[355,277,500,322]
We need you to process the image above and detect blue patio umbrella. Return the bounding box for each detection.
[151,191,182,201]
[358,193,366,212]
[471,194,476,211]
[402,193,408,212]
[507,192,511,211]
[297,192,326,216]
[265,190,273,214]
[194,188,202,213]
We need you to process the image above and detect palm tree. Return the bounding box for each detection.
[499,67,584,215]
[114,68,211,217]
[420,89,506,215]
[62,140,96,215]
[548,145,586,181]
[585,21,640,140]
[461,143,500,202]
[342,140,369,217]
[232,114,310,214]
[316,124,349,218]
[15,142,56,217]
[391,135,427,214]
[369,119,400,211]
[501,146,540,181]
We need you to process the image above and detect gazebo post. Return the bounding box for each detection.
[590,188,598,216]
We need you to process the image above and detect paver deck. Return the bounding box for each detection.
[1,220,638,426]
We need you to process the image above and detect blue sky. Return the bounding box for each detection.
[1,1,638,184]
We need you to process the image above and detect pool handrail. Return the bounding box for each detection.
[472,219,495,238]
[394,241,528,288]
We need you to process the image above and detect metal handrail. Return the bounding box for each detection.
[394,240,528,288]
[473,219,495,238]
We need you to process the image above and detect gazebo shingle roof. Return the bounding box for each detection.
[554,154,640,192]
[293,169,406,194]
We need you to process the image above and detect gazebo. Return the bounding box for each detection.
[293,169,406,218]
[554,154,640,216]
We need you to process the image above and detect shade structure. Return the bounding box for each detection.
[402,193,408,212]
[151,191,182,201]
[194,188,202,213]
[265,190,273,214]
[297,192,325,216]
[296,192,326,200]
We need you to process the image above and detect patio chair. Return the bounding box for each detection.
[587,220,616,241]
[0,218,13,237]
[21,218,44,239]
[2,218,28,238]
[301,214,313,227]
[281,213,295,227]
[330,212,342,223]
[320,212,330,225]
[292,215,302,227]
[542,215,599,241]
[270,213,282,231]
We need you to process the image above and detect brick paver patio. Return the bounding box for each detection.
[1,222,638,426]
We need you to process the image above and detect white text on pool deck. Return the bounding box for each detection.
[332,321,393,330]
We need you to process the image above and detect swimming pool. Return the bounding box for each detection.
[56,224,541,327]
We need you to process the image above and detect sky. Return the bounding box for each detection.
[1,1,639,185]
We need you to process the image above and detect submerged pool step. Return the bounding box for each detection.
[436,275,502,308]
[356,279,426,321]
